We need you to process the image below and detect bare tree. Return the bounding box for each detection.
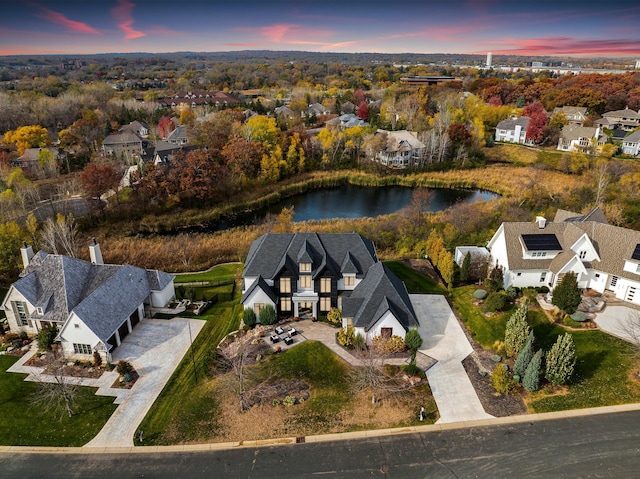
[594,162,610,206]
[40,213,78,257]
[349,346,414,404]
[215,332,271,412]
[31,352,78,419]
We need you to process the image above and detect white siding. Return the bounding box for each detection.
[58,312,102,358]
[365,311,407,345]
[241,287,276,318]
[507,270,549,289]
[1,287,38,334]
[150,282,175,307]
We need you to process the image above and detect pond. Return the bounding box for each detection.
[214,185,499,231]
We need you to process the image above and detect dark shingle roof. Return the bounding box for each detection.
[343,262,418,331]
[241,276,277,304]
[496,117,530,130]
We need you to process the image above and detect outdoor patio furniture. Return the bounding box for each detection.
[275,326,284,335]
[270,334,280,343]
[287,328,297,336]
[284,336,294,345]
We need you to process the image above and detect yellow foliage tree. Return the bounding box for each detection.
[260,146,282,183]
[2,125,50,155]
[243,116,281,151]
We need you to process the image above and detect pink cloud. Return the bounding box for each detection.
[224,43,261,47]
[473,37,640,57]
[236,23,336,47]
[30,2,100,34]
[111,0,145,40]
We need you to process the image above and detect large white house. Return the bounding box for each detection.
[486,207,640,305]
[622,130,640,157]
[376,130,426,168]
[241,233,419,344]
[557,125,604,152]
[495,117,531,144]
[1,241,175,361]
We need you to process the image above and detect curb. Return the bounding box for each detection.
[3,402,640,455]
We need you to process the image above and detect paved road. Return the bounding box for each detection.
[3,411,640,478]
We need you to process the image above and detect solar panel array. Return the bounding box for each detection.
[632,244,640,261]
[521,234,562,251]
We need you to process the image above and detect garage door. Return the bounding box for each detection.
[118,321,130,343]
[130,310,140,328]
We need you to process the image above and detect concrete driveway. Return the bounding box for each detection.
[410,294,493,424]
[85,317,204,448]
[595,305,640,345]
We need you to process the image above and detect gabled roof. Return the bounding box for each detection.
[11,252,172,343]
[553,206,608,224]
[552,106,587,118]
[166,125,188,141]
[241,276,277,304]
[377,129,426,152]
[623,129,640,144]
[603,108,640,120]
[342,262,418,331]
[102,132,142,145]
[496,117,530,130]
[560,125,598,141]
[243,233,377,280]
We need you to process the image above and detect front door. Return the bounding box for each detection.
[298,302,313,318]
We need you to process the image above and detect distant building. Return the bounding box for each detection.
[636,60,640,70]
[495,117,532,144]
[486,52,492,68]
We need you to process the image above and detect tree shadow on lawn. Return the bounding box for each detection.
[572,350,608,383]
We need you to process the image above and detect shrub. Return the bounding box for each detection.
[337,326,356,348]
[484,265,504,292]
[116,360,134,376]
[20,331,28,341]
[326,308,342,325]
[537,286,550,294]
[551,272,582,314]
[352,333,366,351]
[523,349,543,392]
[36,325,57,351]
[473,289,488,300]
[3,332,20,343]
[259,304,277,325]
[372,335,406,354]
[513,331,535,377]
[283,396,296,407]
[490,364,513,394]
[485,292,507,312]
[93,351,102,367]
[123,373,132,382]
[505,301,530,357]
[242,308,257,329]
[563,316,581,328]
[505,286,518,300]
[404,329,423,361]
[545,333,576,385]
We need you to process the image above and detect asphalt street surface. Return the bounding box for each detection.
[3,411,640,478]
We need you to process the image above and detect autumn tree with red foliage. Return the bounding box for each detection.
[522,101,548,144]
[222,136,265,183]
[80,163,120,199]
[356,101,369,121]
[158,116,175,139]
[164,149,226,205]
[447,123,473,148]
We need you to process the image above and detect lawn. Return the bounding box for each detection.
[451,285,640,412]
[173,263,242,283]
[135,283,243,445]
[384,261,447,295]
[0,355,117,446]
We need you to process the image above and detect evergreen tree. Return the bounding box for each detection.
[523,350,543,392]
[545,333,576,385]
[484,265,504,292]
[404,329,423,366]
[551,272,582,314]
[504,301,530,357]
[242,308,256,329]
[460,252,471,284]
[513,331,535,377]
[258,304,277,325]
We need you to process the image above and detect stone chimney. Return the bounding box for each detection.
[536,216,547,229]
[89,238,104,265]
[20,242,34,268]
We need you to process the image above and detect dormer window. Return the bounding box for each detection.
[531,251,547,258]
[579,251,587,259]
[299,263,311,273]
[37,307,43,315]
[344,275,355,287]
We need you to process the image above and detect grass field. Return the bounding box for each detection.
[451,285,640,412]
[384,261,447,295]
[173,263,242,283]
[0,355,117,446]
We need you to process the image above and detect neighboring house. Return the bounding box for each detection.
[153,140,183,164]
[340,101,355,114]
[158,91,240,109]
[551,106,588,126]
[102,132,143,159]
[454,246,489,267]
[274,105,296,120]
[376,129,426,168]
[325,113,368,129]
[557,125,603,152]
[596,108,640,132]
[622,130,640,156]
[166,125,189,145]
[13,147,61,170]
[241,233,418,344]
[487,207,640,306]
[1,241,175,362]
[494,117,531,144]
[119,120,149,138]
[307,103,330,117]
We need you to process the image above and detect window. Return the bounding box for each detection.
[279,277,291,293]
[254,303,265,315]
[299,263,311,273]
[73,343,92,355]
[300,276,312,289]
[381,327,393,339]
[531,251,547,258]
[579,250,587,259]
[280,297,292,312]
[595,273,600,279]
[517,272,522,277]
[320,278,331,293]
[540,272,547,283]
[344,275,355,287]
[13,301,28,326]
[320,297,331,312]
[611,276,618,288]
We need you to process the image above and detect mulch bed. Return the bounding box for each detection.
[26,355,104,379]
[462,355,527,417]
[111,370,139,389]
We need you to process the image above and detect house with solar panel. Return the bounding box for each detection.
[241,233,419,344]
[1,241,175,362]
[486,207,640,304]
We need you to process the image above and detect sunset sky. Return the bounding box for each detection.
[2,0,640,57]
